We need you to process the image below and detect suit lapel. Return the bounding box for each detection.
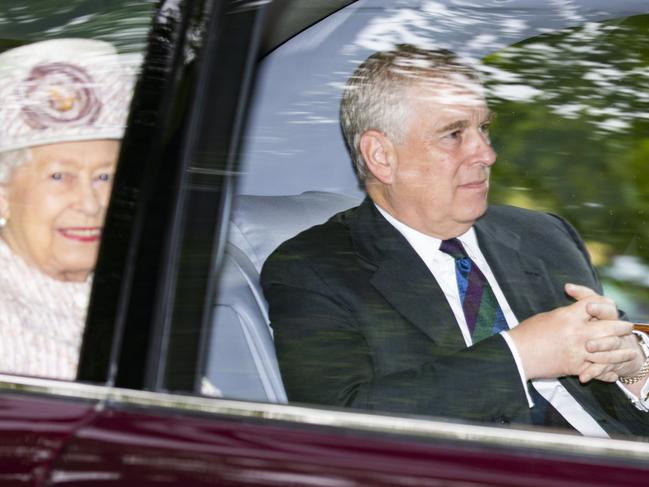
[370,254,467,351]
[475,215,561,321]
[349,200,465,350]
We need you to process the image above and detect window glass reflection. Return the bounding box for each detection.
[205,2,649,437]
[485,13,649,321]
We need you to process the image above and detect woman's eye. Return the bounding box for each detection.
[96,173,112,182]
[50,172,63,181]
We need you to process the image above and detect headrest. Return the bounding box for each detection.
[230,191,362,272]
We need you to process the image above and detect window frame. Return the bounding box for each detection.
[77,0,265,391]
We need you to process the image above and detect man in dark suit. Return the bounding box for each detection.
[261,45,649,436]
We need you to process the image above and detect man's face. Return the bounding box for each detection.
[376,77,496,238]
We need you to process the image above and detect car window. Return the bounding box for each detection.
[0,1,156,381]
[201,0,649,441]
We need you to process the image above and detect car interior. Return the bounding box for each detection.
[206,191,361,401]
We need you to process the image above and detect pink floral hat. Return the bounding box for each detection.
[0,38,135,152]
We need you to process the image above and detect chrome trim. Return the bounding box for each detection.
[0,374,112,401]
[1,373,648,462]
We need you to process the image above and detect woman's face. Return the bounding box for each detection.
[0,139,119,282]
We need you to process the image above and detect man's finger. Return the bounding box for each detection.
[585,348,637,365]
[579,362,609,383]
[586,302,619,321]
[565,283,599,300]
[565,285,617,313]
[586,335,622,353]
[585,320,634,339]
[581,370,619,383]
[579,362,621,383]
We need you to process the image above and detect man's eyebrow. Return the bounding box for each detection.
[436,120,468,134]
[435,111,496,134]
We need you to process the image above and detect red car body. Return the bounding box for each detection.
[1,375,648,486]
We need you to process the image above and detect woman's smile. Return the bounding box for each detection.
[57,226,102,243]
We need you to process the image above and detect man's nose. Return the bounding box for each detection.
[468,130,496,167]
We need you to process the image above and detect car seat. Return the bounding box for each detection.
[204,191,362,402]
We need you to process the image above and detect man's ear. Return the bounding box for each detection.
[359,129,396,184]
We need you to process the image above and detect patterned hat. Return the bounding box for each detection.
[0,38,135,152]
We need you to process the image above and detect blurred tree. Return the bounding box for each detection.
[0,1,155,53]
[483,14,649,320]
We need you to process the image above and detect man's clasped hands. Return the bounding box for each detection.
[509,283,646,395]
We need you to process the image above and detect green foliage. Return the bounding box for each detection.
[0,1,156,53]
[483,14,649,319]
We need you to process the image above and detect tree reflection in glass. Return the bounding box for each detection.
[484,14,649,321]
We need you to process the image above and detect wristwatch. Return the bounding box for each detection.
[619,332,649,385]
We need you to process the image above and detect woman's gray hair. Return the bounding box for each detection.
[0,148,32,183]
[340,44,481,182]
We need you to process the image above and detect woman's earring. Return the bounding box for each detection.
[0,217,7,227]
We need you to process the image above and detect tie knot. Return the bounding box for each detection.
[439,238,468,260]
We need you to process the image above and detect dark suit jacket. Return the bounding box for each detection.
[261,199,649,436]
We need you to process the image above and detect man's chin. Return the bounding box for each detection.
[459,203,489,225]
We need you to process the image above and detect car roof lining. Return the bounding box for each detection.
[258,0,356,56]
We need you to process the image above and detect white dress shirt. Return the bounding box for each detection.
[375,205,649,437]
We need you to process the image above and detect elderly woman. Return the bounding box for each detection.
[0,38,134,379]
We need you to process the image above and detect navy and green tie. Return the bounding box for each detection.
[439,238,508,342]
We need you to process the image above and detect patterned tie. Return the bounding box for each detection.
[439,238,574,429]
[439,238,508,342]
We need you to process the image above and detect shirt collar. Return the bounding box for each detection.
[375,203,479,263]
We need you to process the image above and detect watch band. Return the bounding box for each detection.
[619,333,649,385]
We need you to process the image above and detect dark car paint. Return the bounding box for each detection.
[0,394,96,485]
[15,391,649,486]
[0,373,647,486]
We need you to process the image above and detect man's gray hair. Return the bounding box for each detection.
[0,148,32,183]
[340,44,481,181]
